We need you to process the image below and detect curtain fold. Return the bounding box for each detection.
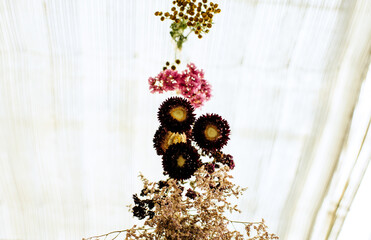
[0,0,370,239]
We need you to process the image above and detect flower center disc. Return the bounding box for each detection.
[170,106,187,122]
[177,155,186,167]
[204,125,220,141]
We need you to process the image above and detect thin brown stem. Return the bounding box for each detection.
[83,230,125,240]
[83,228,154,240]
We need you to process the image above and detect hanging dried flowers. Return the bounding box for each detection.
[84,0,279,239]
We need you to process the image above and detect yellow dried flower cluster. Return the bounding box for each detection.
[154,0,221,49]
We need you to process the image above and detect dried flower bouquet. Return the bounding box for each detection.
[83,1,278,239]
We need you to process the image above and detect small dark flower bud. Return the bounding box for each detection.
[186,188,197,199]
[205,163,215,174]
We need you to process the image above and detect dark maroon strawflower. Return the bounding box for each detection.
[158,97,195,133]
[192,113,230,152]
[162,142,201,180]
[153,126,187,155]
[153,126,169,155]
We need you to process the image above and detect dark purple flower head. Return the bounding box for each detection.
[132,194,155,220]
[158,97,195,133]
[205,163,215,174]
[227,158,235,170]
[185,188,198,199]
[133,194,144,206]
[153,126,168,155]
[213,151,235,170]
[133,205,147,220]
[162,142,201,180]
[192,113,230,152]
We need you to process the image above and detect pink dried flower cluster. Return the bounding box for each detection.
[148,63,212,108]
[148,69,180,93]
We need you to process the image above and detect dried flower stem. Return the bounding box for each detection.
[83,228,154,240]
[229,220,264,225]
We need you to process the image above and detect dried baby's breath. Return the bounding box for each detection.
[84,166,278,240]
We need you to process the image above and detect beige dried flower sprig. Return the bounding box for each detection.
[83,166,278,240]
[155,0,221,49]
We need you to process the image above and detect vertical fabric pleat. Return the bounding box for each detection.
[0,0,370,239]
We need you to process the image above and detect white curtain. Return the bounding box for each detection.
[0,0,371,239]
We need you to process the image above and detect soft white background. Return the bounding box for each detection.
[0,0,371,239]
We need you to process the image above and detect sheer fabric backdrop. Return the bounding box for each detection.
[0,0,371,239]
